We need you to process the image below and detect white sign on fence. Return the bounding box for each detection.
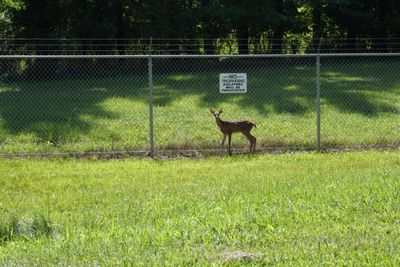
[219,73,247,93]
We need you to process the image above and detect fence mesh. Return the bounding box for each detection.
[0,58,149,154]
[321,56,400,147]
[0,54,399,156]
[152,57,316,151]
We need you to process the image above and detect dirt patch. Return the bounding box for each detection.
[0,145,399,160]
[222,251,260,263]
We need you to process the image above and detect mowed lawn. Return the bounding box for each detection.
[0,57,399,153]
[0,151,399,265]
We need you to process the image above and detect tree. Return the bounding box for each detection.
[325,0,375,51]
[1,0,24,38]
[2,0,400,55]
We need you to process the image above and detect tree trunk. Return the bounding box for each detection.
[271,28,284,54]
[375,0,390,52]
[271,0,284,54]
[345,28,357,53]
[200,0,215,54]
[238,24,249,54]
[310,0,322,53]
[113,0,126,55]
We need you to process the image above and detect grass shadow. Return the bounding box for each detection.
[153,57,400,116]
[0,71,148,146]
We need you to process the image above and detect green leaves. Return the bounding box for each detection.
[3,0,24,10]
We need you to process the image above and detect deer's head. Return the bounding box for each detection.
[208,108,223,119]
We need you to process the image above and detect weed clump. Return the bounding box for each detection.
[0,214,53,244]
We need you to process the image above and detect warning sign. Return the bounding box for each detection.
[219,73,247,93]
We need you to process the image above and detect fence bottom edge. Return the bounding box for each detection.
[0,144,399,160]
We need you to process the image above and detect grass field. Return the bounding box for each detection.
[0,151,399,265]
[0,57,399,154]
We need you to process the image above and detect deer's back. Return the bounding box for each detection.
[218,119,255,133]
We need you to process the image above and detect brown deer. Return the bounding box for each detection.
[208,108,256,155]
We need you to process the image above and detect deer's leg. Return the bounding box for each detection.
[228,133,232,156]
[249,133,256,154]
[252,135,256,153]
[243,131,254,154]
[221,133,227,149]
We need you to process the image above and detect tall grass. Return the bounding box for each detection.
[0,151,399,265]
[0,214,52,244]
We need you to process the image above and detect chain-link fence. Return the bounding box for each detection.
[0,54,399,156]
[320,55,400,148]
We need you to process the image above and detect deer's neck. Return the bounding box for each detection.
[216,118,225,128]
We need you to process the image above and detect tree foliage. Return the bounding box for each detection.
[1,0,400,54]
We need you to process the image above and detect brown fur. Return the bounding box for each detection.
[208,108,256,155]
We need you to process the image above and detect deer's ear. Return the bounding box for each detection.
[219,108,223,113]
[208,108,215,113]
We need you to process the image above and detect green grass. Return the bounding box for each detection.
[0,57,399,153]
[0,151,399,265]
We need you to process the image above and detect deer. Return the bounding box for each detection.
[208,108,256,156]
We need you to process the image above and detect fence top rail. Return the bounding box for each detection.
[1,53,400,59]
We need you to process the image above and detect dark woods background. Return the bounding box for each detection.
[1,0,400,55]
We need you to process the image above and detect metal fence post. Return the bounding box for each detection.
[148,39,155,158]
[316,40,322,151]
